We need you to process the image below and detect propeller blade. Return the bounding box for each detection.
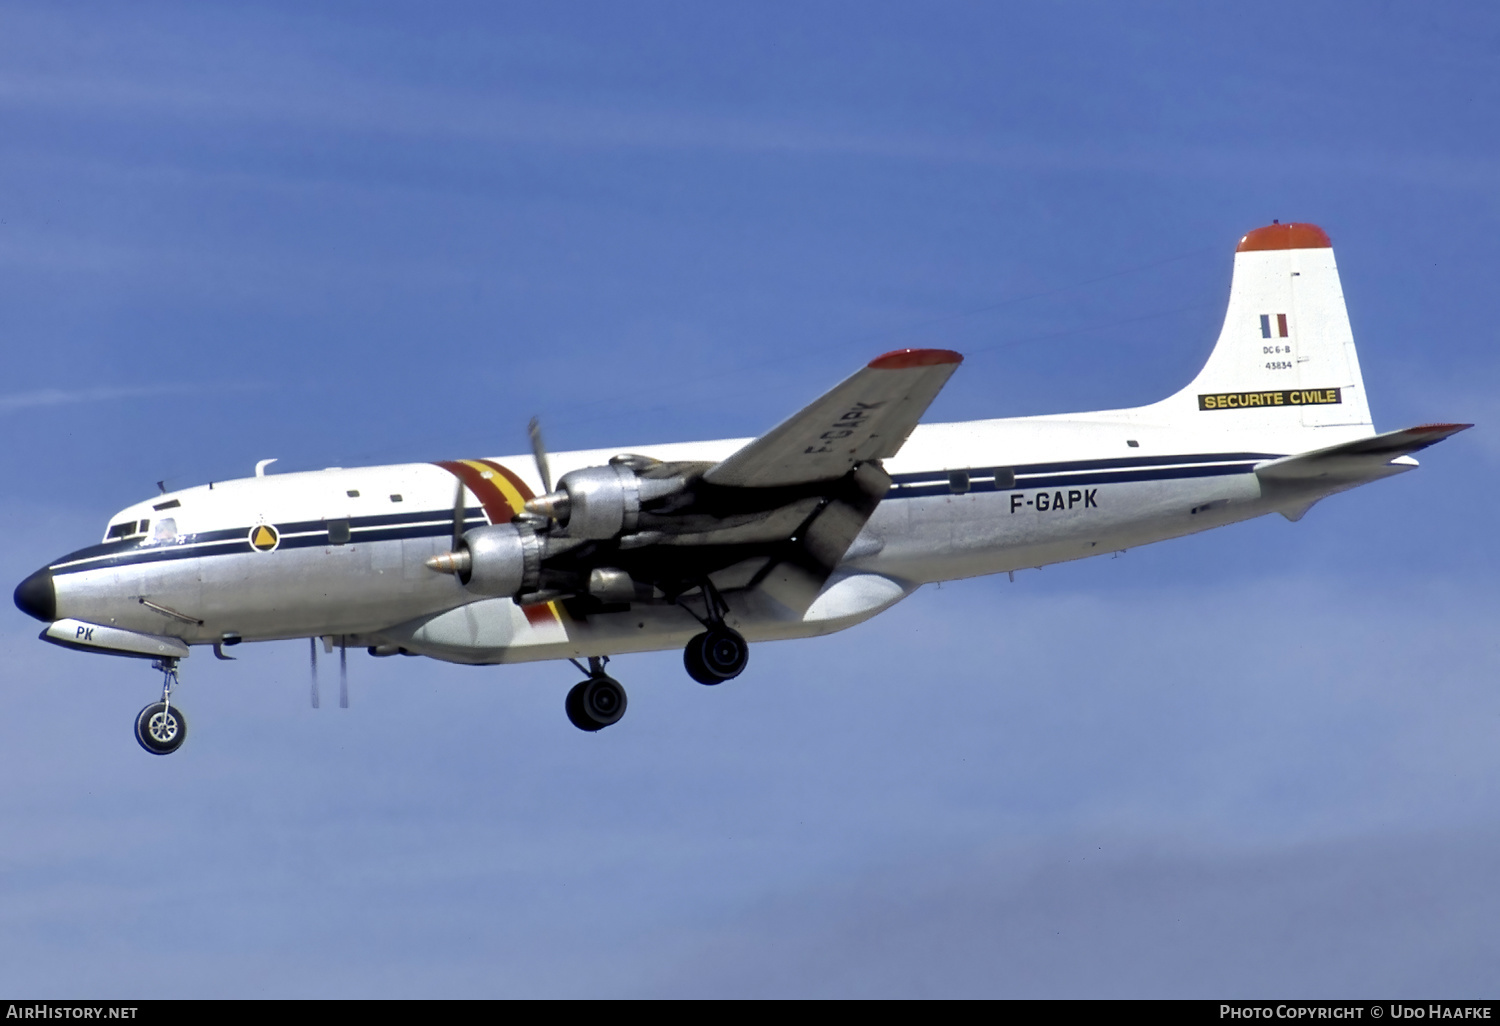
[339,638,349,709]
[528,416,553,495]
[310,637,320,709]
[452,478,466,552]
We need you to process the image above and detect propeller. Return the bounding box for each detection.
[528,416,553,495]
[426,479,472,576]
[452,476,466,551]
[339,637,349,709]
[524,415,574,520]
[309,637,320,709]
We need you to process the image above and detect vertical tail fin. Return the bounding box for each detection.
[1159,223,1373,434]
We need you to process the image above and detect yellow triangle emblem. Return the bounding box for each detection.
[253,526,276,548]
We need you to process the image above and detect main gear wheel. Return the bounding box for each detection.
[684,626,749,685]
[565,675,628,732]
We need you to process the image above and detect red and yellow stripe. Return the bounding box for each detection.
[433,459,564,628]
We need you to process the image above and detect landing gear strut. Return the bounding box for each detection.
[565,656,627,732]
[680,580,749,686]
[135,658,188,755]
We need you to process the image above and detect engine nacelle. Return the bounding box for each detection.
[460,523,543,598]
[534,459,687,540]
[557,464,638,539]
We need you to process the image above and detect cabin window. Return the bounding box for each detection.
[1126,439,1140,448]
[328,519,351,545]
[347,490,361,498]
[389,494,403,503]
[993,468,1016,490]
[151,518,177,545]
[948,471,970,494]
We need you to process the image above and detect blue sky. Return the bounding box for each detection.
[2,1,1497,997]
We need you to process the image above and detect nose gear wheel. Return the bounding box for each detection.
[135,658,187,755]
[135,702,187,755]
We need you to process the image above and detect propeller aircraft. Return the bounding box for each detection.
[13,222,1469,753]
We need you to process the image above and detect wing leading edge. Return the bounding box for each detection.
[703,348,963,489]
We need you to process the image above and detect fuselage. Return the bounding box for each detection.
[18,406,1376,667]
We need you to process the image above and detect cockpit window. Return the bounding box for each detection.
[150,518,178,545]
[106,520,143,541]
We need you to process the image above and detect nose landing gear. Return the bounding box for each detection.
[565,656,628,732]
[135,658,187,755]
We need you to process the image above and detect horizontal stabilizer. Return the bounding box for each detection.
[1256,423,1472,484]
[705,349,963,488]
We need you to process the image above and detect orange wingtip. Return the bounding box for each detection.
[868,348,964,370]
[1237,222,1332,252]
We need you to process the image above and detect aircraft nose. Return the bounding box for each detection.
[14,567,56,622]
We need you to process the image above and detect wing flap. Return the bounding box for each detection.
[703,348,963,488]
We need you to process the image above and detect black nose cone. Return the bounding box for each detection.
[14,568,56,622]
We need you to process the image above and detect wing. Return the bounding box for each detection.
[446,350,965,615]
[703,348,964,488]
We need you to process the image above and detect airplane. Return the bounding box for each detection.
[13,221,1470,755]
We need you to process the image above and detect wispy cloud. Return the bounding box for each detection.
[0,383,255,414]
[1,67,1496,194]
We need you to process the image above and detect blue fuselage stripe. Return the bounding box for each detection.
[890,460,1264,497]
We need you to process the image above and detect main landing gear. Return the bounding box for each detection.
[561,583,751,732]
[565,656,628,732]
[680,580,749,686]
[135,658,187,756]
